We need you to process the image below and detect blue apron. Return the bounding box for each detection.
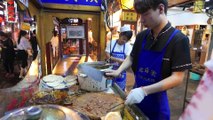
[111,41,126,90]
[134,29,179,120]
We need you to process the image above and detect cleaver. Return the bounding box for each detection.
[78,64,104,82]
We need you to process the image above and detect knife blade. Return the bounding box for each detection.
[78,64,104,82]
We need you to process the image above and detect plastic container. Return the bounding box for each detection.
[190,72,201,81]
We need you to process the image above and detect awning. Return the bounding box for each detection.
[15,0,27,11]
[120,0,134,10]
[15,0,32,22]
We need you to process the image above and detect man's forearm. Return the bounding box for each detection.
[143,71,186,95]
[106,52,124,64]
[117,55,133,74]
[110,56,123,64]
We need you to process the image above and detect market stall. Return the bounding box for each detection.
[0,62,147,120]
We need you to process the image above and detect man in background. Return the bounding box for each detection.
[30,30,38,60]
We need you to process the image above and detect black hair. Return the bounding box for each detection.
[134,0,168,14]
[205,34,209,38]
[53,30,57,37]
[120,31,133,41]
[33,29,36,34]
[18,30,27,44]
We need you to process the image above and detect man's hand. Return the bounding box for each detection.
[103,69,121,79]
[125,87,147,105]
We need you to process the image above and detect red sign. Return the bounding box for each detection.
[7,0,16,22]
[0,16,4,23]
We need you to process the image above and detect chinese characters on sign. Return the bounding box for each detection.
[121,11,137,22]
[5,0,17,23]
[40,0,101,6]
[138,67,158,82]
[85,0,98,2]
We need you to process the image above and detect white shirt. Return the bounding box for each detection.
[17,37,32,50]
[50,36,59,47]
[105,40,132,56]
[88,30,94,43]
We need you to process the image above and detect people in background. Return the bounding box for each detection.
[30,30,38,60]
[105,0,192,119]
[201,34,209,51]
[105,25,133,91]
[0,31,15,78]
[88,28,97,60]
[88,29,95,52]
[16,30,32,79]
[106,26,119,43]
[181,26,189,36]
[50,30,59,57]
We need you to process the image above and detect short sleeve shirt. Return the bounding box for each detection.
[105,40,132,56]
[131,23,192,79]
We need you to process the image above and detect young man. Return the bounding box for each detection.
[105,0,192,119]
[105,25,133,90]
[30,30,38,60]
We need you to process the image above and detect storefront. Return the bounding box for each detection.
[26,0,105,75]
[168,0,213,69]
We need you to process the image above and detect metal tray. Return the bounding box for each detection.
[111,83,148,120]
[1,104,89,120]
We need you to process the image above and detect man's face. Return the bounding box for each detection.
[140,7,161,29]
[118,35,128,45]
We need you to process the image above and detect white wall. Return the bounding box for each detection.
[167,7,209,27]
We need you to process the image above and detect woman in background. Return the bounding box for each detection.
[105,25,133,91]
[16,30,32,79]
